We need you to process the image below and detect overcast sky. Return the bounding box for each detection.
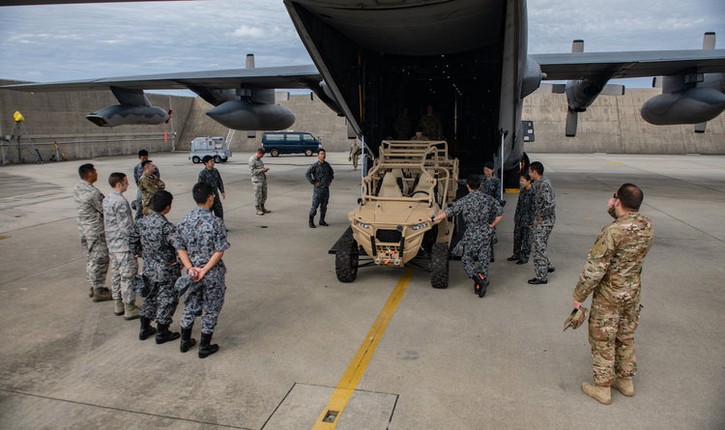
[0,0,723,88]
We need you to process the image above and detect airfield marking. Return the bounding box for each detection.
[312,268,414,429]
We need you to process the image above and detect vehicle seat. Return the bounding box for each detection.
[411,175,435,197]
[389,169,406,194]
[378,172,404,198]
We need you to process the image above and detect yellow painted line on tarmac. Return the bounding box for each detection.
[312,268,414,429]
[0,236,9,240]
[608,161,624,164]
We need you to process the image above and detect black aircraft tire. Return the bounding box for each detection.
[335,235,359,283]
[430,243,449,289]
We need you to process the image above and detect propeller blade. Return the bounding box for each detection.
[565,110,578,137]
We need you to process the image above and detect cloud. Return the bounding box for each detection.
[0,0,722,87]
[231,25,265,39]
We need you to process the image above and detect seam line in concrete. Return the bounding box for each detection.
[312,267,414,429]
[0,387,251,429]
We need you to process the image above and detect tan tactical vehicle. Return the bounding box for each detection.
[335,140,459,288]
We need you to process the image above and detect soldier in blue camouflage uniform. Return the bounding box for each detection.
[102,172,140,319]
[249,148,271,216]
[481,162,501,200]
[73,163,112,302]
[305,148,335,228]
[198,155,226,219]
[508,173,534,264]
[139,159,165,216]
[129,190,182,344]
[433,174,503,297]
[572,184,654,405]
[173,182,230,358]
[133,150,159,219]
[456,162,501,199]
[528,161,556,285]
[457,162,502,262]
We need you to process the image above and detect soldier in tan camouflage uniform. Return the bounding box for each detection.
[416,104,443,140]
[73,163,112,302]
[249,148,271,216]
[572,183,654,405]
[139,160,165,216]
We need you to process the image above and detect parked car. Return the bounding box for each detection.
[261,131,322,157]
[189,136,231,163]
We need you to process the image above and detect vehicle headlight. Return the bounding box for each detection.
[355,220,370,229]
[411,221,429,231]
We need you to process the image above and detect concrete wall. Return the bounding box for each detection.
[0,80,194,163]
[1,80,723,165]
[524,88,725,154]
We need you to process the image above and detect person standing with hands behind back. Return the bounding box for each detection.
[173,183,230,359]
[573,183,654,405]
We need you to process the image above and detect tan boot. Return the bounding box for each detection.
[114,299,125,316]
[92,288,113,302]
[124,303,141,320]
[581,382,612,405]
[612,377,634,397]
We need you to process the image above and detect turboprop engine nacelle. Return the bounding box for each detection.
[641,86,725,125]
[521,59,545,98]
[86,105,170,127]
[206,100,295,130]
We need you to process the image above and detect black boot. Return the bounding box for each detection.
[319,211,328,226]
[139,317,156,341]
[156,323,180,344]
[309,215,316,228]
[198,332,219,359]
[180,324,196,353]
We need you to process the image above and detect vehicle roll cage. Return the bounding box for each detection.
[361,140,458,208]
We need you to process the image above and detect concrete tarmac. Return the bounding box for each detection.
[0,152,723,429]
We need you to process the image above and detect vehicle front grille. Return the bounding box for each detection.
[376,229,402,243]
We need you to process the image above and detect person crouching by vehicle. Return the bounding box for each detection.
[432,174,503,298]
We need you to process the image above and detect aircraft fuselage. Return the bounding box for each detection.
[285,0,528,180]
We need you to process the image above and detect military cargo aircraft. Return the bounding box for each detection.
[3,0,725,183]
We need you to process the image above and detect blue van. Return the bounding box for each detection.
[261,132,322,157]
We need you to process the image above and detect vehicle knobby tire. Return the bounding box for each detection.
[213,155,222,163]
[430,242,449,289]
[335,234,359,283]
[192,156,201,164]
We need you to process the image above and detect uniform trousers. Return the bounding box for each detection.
[589,294,640,386]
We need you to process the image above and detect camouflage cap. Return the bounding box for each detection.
[563,307,588,331]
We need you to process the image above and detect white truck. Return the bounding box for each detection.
[188,136,231,163]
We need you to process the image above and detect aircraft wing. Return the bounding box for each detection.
[532,49,725,81]
[2,64,322,92]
